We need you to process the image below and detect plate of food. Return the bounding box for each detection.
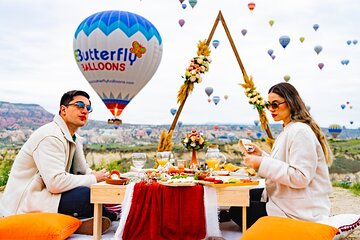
[105,170,129,185]
[158,176,197,187]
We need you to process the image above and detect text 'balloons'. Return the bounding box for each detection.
[212,40,220,49]
[73,10,163,119]
[279,35,290,49]
[178,19,185,27]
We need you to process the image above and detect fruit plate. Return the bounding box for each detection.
[105,177,129,185]
[158,181,197,187]
[197,180,259,188]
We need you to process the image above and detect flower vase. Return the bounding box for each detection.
[190,149,199,169]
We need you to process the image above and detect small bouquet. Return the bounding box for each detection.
[182,55,212,84]
[244,87,268,112]
[182,129,207,151]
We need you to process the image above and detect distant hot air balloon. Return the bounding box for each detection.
[279,35,290,49]
[299,37,305,43]
[318,63,324,70]
[177,121,183,128]
[353,40,358,45]
[346,101,350,104]
[256,132,262,138]
[181,3,187,9]
[349,106,353,109]
[267,49,274,56]
[341,104,346,110]
[178,19,185,27]
[145,127,152,136]
[212,40,220,49]
[73,10,163,120]
[313,24,319,31]
[283,75,291,82]
[214,125,219,131]
[205,87,213,97]
[328,124,342,139]
[241,29,247,36]
[306,105,311,111]
[350,121,354,125]
[207,98,211,103]
[248,2,256,11]
[271,55,276,60]
[268,20,274,27]
[346,40,352,45]
[212,96,221,105]
[224,95,229,100]
[179,0,184,3]
[314,45,323,55]
[170,108,177,116]
[189,0,197,8]
[254,120,259,126]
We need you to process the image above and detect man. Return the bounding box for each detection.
[0,90,116,234]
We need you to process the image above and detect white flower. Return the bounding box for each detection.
[190,142,196,147]
[184,138,189,143]
[196,58,203,64]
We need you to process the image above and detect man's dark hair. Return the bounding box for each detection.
[59,90,91,114]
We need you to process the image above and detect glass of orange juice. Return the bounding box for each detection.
[156,151,171,167]
[205,158,219,170]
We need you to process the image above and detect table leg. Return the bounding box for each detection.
[93,203,103,240]
[242,206,247,233]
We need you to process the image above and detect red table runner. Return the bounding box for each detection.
[122,182,207,240]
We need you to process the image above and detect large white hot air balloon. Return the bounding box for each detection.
[73,10,163,120]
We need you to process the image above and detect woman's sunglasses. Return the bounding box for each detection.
[66,101,93,113]
[266,101,286,110]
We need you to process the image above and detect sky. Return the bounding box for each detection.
[0,0,359,129]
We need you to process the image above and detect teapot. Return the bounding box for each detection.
[204,144,226,170]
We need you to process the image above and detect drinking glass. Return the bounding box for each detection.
[156,151,171,167]
[132,153,147,169]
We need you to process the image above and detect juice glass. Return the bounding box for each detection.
[156,151,171,167]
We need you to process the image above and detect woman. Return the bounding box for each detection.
[229,82,333,229]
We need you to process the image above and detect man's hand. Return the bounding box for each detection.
[92,169,109,182]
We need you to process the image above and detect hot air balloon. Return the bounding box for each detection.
[214,125,219,131]
[179,0,184,3]
[73,11,163,120]
[207,98,211,103]
[256,132,262,138]
[314,45,323,55]
[228,133,235,141]
[306,105,311,111]
[350,121,354,125]
[177,121,183,128]
[170,108,177,116]
[268,20,274,27]
[224,95,229,100]
[271,55,276,60]
[212,40,220,49]
[283,75,290,82]
[241,29,247,36]
[318,63,324,70]
[212,96,220,105]
[145,127,152,136]
[205,87,213,97]
[181,3,187,9]
[341,104,346,110]
[178,19,185,27]
[313,24,319,31]
[189,0,197,8]
[349,106,353,109]
[248,2,256,11]
[353,40,358,45]
[254,120,259,126]
[279,35,290,49]
[299,37,305,43]
[346,101,350,104]
[346,40,352,45]
[328,124,342,139]
[267,49,274,56]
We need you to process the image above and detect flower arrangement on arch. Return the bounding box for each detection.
[182,129,207,151]
[244,87,268,112]
[182,55,212,84]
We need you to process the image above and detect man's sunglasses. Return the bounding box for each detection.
[266,101,286,110]
[66,101,93,113]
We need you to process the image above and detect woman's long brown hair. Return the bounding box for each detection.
[268,82,333,166]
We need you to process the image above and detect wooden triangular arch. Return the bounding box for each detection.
[169,10,273,142]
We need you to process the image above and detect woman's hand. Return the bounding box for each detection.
[92,169,109,182]
[238,140,263,156]
[243,154,263,170]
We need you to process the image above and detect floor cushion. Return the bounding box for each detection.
[318,214,360,240]
[0,212,81,240]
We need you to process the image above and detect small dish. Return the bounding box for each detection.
[105,177,129,185]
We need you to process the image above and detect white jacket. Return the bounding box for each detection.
[0,115,96,217]
[258,121,332,222]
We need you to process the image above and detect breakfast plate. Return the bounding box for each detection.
[105,177,129,185]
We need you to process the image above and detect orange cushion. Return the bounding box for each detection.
[0,212,81,240]
[240,216,338,240]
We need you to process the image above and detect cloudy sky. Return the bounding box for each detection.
[0,0,359,128]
